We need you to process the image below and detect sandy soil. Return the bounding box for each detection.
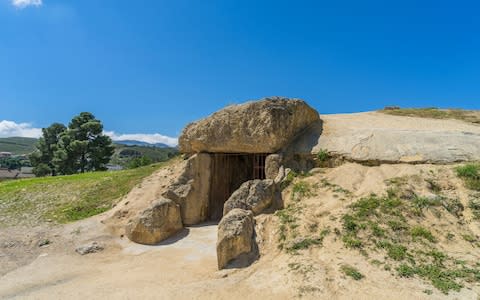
[2,161,480,299]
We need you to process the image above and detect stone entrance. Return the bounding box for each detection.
[208,153,268,221]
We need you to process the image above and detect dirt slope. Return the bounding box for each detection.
[2,162,479,299]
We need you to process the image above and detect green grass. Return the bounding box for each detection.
[456,164,480,191]
[410,226,436,243]
[379,107,480,125]
[0,160,174,226]
[340,265,364,280]
[339,181,480,294]
[291,181,314,200]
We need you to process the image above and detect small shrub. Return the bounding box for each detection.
[427,250,446,265]
[397,264,415,277]
[342,235,363,249]
[281,170,297,189]
[292,181,313,200]
[287,237,323,252]
[456,164,480,180]
[414,264,463,294]
[412,196,441,212]
[411,226,436,243]
[387,220,408,231]
[316,149,330,162]
[462,234,477,243]
[342,214,360,233]
[387,244,407,261]
[468,198,480,219]
[370,222,386,237]
[456,164,480,191]
[351,196,380,218]
[340,265,364,280]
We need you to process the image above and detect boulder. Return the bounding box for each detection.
[162,153,211,225]
[223,179,277,216]
[265,154,283,180]
[217,209,256,269]
[75,242,104,255]
[126,198,183,245]
[179,97,320,153]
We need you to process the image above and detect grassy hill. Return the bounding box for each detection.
[0,136,178,167]
[0,137,38,155]
[379,107,480,124]
[0,158,178,227]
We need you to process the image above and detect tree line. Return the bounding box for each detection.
[30,112,114,176]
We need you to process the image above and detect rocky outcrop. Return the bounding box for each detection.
[217,209,256,269]
[162,154,211,225]
[223,179,278,216]
[287,112,480,164]
[179,97,320,154]
[126,198,183,245]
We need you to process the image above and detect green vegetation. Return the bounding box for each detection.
[410,226,436,243]
[0,156,31,170]
[316,149,330,162]
[291,181,314,200]
[320,179,352,197]
[338,178,480,294]
[468,198,480,219]
[286,233,327,253]
[110,144,178,168]
[0,160,174,226]
[0,137,38,155]
[30,112,114,176]
[456,164,480,191]
[340,265,364,280]
[276,181,326,253]
[379,107,480,125]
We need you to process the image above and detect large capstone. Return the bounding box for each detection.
[126,198,183,245]
[179,97,320,153]
[216,208,256,269]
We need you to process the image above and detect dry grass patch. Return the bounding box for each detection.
[379,107,480,124]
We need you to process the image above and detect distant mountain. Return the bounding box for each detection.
[0,137,38,155]
[114,140,173,148]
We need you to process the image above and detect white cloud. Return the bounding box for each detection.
[104,131,178,147]
[0,120,42,138]
[0,120,178,147]
[11,0,42,9]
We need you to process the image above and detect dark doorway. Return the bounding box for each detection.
[208,153,268,221]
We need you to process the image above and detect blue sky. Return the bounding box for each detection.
[1,0,479,145]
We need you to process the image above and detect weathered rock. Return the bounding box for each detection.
[274,165,286,184]
[126,198,183,245]
[75,242,104,255]
[162,153,211,225]
[265,154,283,180]
[223,179,277,216]
[216,209,255,269]
[288,112,480,164]
[179,97,320,153]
